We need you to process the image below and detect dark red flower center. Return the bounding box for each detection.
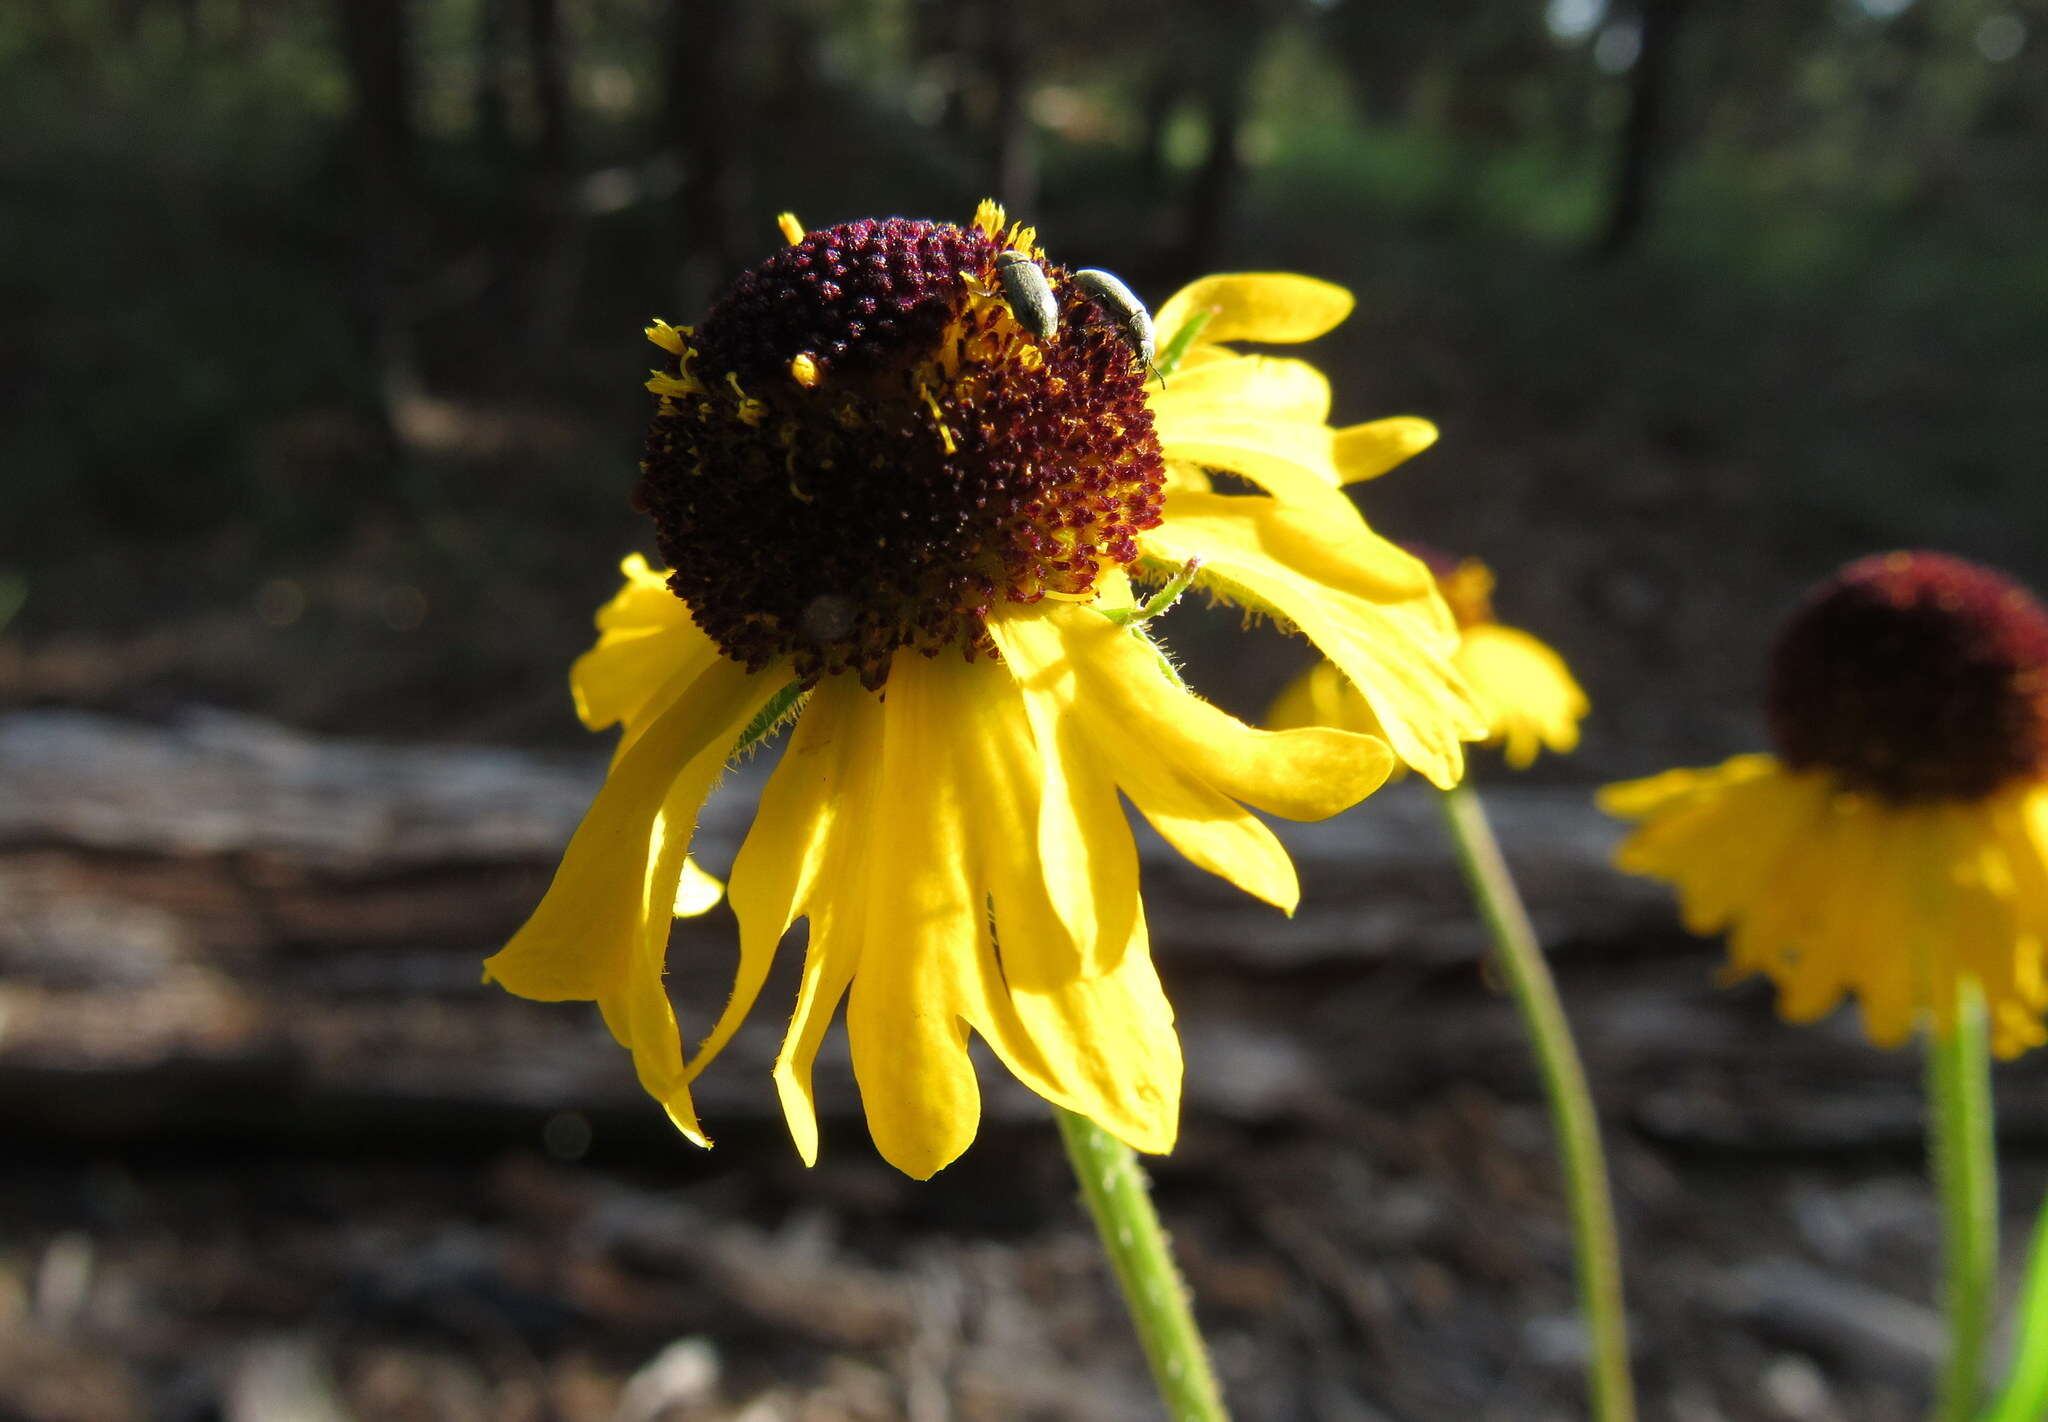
[634,213,1165,688]
[1767,551,2048,802]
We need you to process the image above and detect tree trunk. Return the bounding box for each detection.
[1176,3,1267,273]
[666,1,747,312]
[474,0,512,158]
[521,0,582,347]
[1591,0,1689,262]
[984,0,1038,218]
[332,0,417,467]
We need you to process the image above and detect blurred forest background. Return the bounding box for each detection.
[5,2,2048,1420]
[5,0,2045,755]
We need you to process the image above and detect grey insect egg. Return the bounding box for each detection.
[994,249,1059,343]
[1072,268,1156,372]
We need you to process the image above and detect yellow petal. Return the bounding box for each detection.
[1144,495,1480,787]
[1152,353,1332,425]
[923,666,1182,1153]
[983,902,1182,1155]
[838,653,1012,1178]
[950,670,1081,988]
[572,554,719,747]
[755,676,889,1164]
[1117,753,1307,912]
[673,857,724,917]
[484,652,782,1144]
[1334,416,1439,483]
[1159,410,1346,489]
[1456,623,1589,769]
[773,896,859,1167]
[1598,755,1780,822]
[992,601,1392,823]
[1267,657,1385,738]
[1154,273,1354,350]
[983,614,1141,976]
[694,674,867,1087]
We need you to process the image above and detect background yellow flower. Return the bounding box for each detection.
[1604,552,2048,1056]
[1273,554,1588,772]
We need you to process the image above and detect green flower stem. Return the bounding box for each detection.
[1928,984,1997,1422]
[1978,1185,2048,1422]
[1437,782,1636,1422]
[1054,1107,1230,1422]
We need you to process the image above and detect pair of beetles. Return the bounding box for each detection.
[993,250,1159,383]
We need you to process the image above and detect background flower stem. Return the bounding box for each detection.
[1928,984,1996,1422]
[1053,1107,1230,1422]
[1437,781,1637,1422]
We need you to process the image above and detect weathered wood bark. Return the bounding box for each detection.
[6,708,2040,1422]
[11,706,2047,1159]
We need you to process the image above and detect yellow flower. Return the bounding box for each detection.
[1603,552,2048,1058]
[1272,554,1588,770]
[484,204,1482,1176]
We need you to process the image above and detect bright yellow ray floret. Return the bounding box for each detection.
[485,240,1483,1177]
[1271,557,1587,772]
[1141,274,1486,787]
[1602,757,2048,1057]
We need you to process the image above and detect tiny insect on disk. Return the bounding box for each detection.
[1072,268,1158,382]
[994,249,1059,343]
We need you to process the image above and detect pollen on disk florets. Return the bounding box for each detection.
[1768,551,2048,803]
[635,209,1166,688]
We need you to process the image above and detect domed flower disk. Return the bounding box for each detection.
[1272,552,1589,771]
[485,204,1485,1176]
[1604,552,2048,1057]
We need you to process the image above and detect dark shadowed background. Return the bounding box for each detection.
[4,2,2047,1419]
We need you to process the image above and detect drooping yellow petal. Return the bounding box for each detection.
[993,601,1393,822]
[694,674,866,1087]
[984,902,1182,1155]
[774,895,860,1167]
[1604,756,2048,1058]
[1117,749,1308,912]
[838,653,1015,1178]
[1153,273,1354,350]
[984,613,1141,976]
[572,554,720,751]
[1144,496,1480,788]
[1603,757,1819,937]
[483,652,783,1143]
[885,645,1180,1154]
[1334,416,1439,483]
[763,675,889,1165]
[1455,623,1590,768]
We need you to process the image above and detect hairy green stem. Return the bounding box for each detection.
[1438,782,1636,1422]
[1054,1107,1229,1422]
[1929,985,1997,1422]
[1978,1185,2048,1422]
